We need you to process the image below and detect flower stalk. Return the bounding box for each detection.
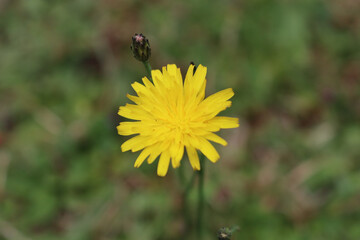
[177,165,196,237]
[196,154,205,240]
[143,61,152,80]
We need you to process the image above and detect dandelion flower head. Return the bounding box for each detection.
[117,64,239,176]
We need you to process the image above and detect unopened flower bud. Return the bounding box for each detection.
[217,227,232,240]
[130,33,151,62]
[217,226,239,240]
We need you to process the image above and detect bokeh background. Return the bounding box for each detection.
[1,0,360,239]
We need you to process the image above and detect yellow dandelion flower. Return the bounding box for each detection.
[117,64,239,176]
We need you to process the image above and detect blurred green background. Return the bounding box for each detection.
[1,0,359,239]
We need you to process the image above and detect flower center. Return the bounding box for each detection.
[163,117,191,134]
[176,120,189,131]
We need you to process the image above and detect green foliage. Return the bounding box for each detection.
[0,0,359,239]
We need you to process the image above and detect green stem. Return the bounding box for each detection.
[196,154,205,240]
[184,172,196,196]
[177,165,196,238]
[143,61,152,80]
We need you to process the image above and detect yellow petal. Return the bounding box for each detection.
[131,82,147,95]
[157,151,170,177]
[192,64,207,95]
[197,138,220,163]
[208,116,239,129]
[147,141,169,164]
[184,64,195,84]
[171,158,180,168]
[126,94,140,105]
[197,100,232,119]
[186,146,200,170]
[151,69,163,87]
[148,151,161,164]
[166,64,178,77]
[186,135,200,149]
[121,135,140,152]
[169,142,179,160]
[118,104,152,120]
[204,133,227,146]
[170,142,184,168]
[117,122,139,136]
[184,65,195,96]
[121,135,155,152]
[134,147,152,168]
[173,145,184,167]
[201,88,234,106]
[142,77,154,88]
[196,79,206,103]
[175,67,183,86]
